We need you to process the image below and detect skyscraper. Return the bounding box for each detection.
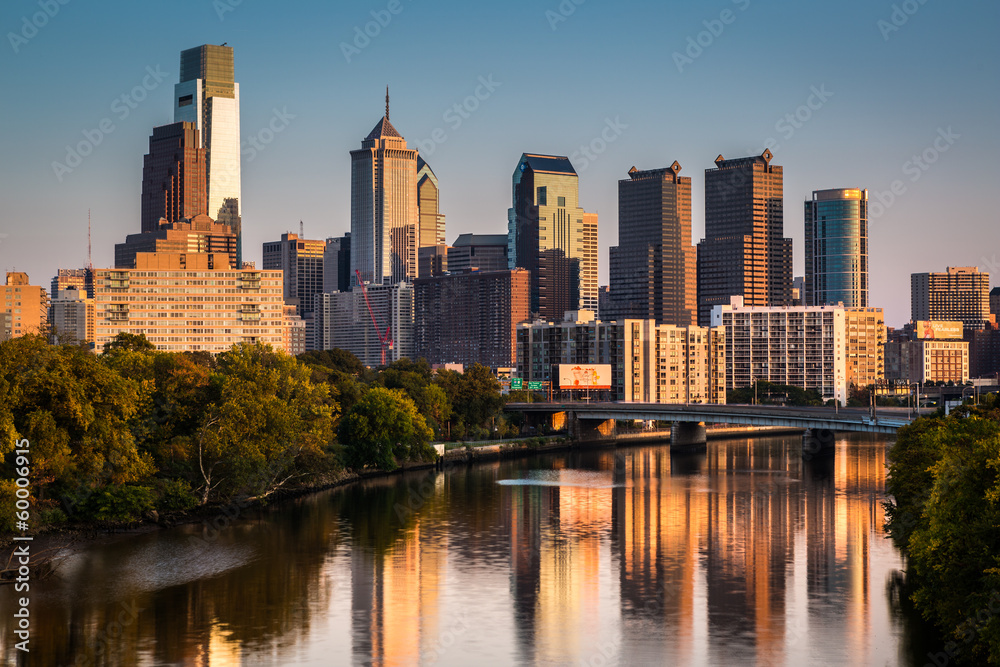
[911,266,991,332]
[139,122,207,233]
[262,233,325,319]
[608,162,696,326]
[697,150,792,326]
[350,92,419,286]
[804,188,868,307]
[508,153,597,319]
[416,157,446,270]
[323,233,352,293]
[173,44,241,262]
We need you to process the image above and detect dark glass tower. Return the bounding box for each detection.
[139,122,207,233]
[696,150,792,325]
[804,188,868,307]
[608,162,696,325]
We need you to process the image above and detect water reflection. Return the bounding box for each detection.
[3,435,915,666]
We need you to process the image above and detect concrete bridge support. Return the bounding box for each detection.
[568,414,616,441]
[802,428,836,459]
[671,421,707,446]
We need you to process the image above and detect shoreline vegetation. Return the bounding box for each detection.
[884,396,1000,664]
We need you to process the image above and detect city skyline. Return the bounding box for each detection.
[1,0,998,328]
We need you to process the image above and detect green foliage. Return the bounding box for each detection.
[727,380,824,406]
[85,485,156,523]
[338,387,435,471]
[154,478,198,512]
[885,402,1000,662]
[435,363,503,429]
[102,332,156,354]
[0,480,17,533]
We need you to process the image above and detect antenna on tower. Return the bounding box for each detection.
[385,85,390,120]
[87,209,92,270]
[300,220,304,237]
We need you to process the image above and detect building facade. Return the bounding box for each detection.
[844,307,885,389]
[414,269,530,369]
[697,150,792,325]
[416,157,446,266]
[885,340,969,384]
[51,268,94,299]
[448,234,508,273]
[911,266,991,332]
[313,282,414,366]
[1,272,48,339]
[516,310,725,404]
[93,253,284,353]
[173,43,242,259]
[49,288,95,346]
[262,233,325,318]
[710,297,849,405]
[118,215,238,269]
[608,162,697,326]
[804,188,868,307]
[508,153,597,318]
[140,122,208,233]
[350,101,419,286]
[323,233,352,294]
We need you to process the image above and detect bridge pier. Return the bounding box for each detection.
[568,413,616,441]
[671,421,707,446]
[802,428,836,459]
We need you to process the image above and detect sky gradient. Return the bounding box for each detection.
[1,0,998,327]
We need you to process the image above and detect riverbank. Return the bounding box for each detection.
[0,424,809,574]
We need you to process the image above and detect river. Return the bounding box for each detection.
[3,434,937,666]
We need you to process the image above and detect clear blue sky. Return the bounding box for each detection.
[1,0,997,327]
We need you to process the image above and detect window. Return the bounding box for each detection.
[178,94,193,107]
[557,196,566,207]
[537,187,547,206]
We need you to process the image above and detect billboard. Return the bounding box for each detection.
[915,321,963,340]
[558,364,612,390]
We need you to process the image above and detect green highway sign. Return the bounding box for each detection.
[528,381,544,391]
[510,378,523,390]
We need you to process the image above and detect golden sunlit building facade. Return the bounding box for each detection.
[1,272,48,339]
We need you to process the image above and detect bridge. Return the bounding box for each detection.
[504,402,918,455]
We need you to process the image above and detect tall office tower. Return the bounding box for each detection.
[447,234,508,273]
[117,215,238,269]
[262,233,326,318]
[911,266,991,332]
[173,44,242,261]
[49,288,95,346]
[607,163,696,326]
[51,268,94,299]
[697,150,792,326]
[417,244,448,278]
[323,233,352,293]
[313,283,414,365]
[507,153,596,319]
[804,188,868,307]
[350,93,419,286]
[991,287,1000,321]
[416,158,446,265]
[139,122,207,233]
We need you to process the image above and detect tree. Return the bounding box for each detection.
[102,332,156,354]
[435,363,503,429]
[338,387,434,471]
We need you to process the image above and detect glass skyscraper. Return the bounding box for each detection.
[173,44,241,264]
[804,188,868,307]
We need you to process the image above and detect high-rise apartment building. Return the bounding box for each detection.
[508,153,597,319]
[262,233,325,319]
[414,269,530,368]
[51,268,94,299]
[844,307,885,389]
[804,188,868,307]
[447,234,508,274]
[139,122,208,233]
[173,44,241,261]
[607,162,696,326]
[1,272,48,339]
[911,267,991,332]
[416,157,446,264]
[516,310,726,404]
[885,340,969,384]
[93,253,284,353]
[118,215,238,269]
[49,288,95,346]
[697,150,792,325]
[313,283,414,366]
[711,297,849,405]
[323,233,352,294]
[350,97,419,286]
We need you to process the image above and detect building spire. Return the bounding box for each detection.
[385,85,390,120]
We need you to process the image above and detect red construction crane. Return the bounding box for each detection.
[355,270,393,366]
